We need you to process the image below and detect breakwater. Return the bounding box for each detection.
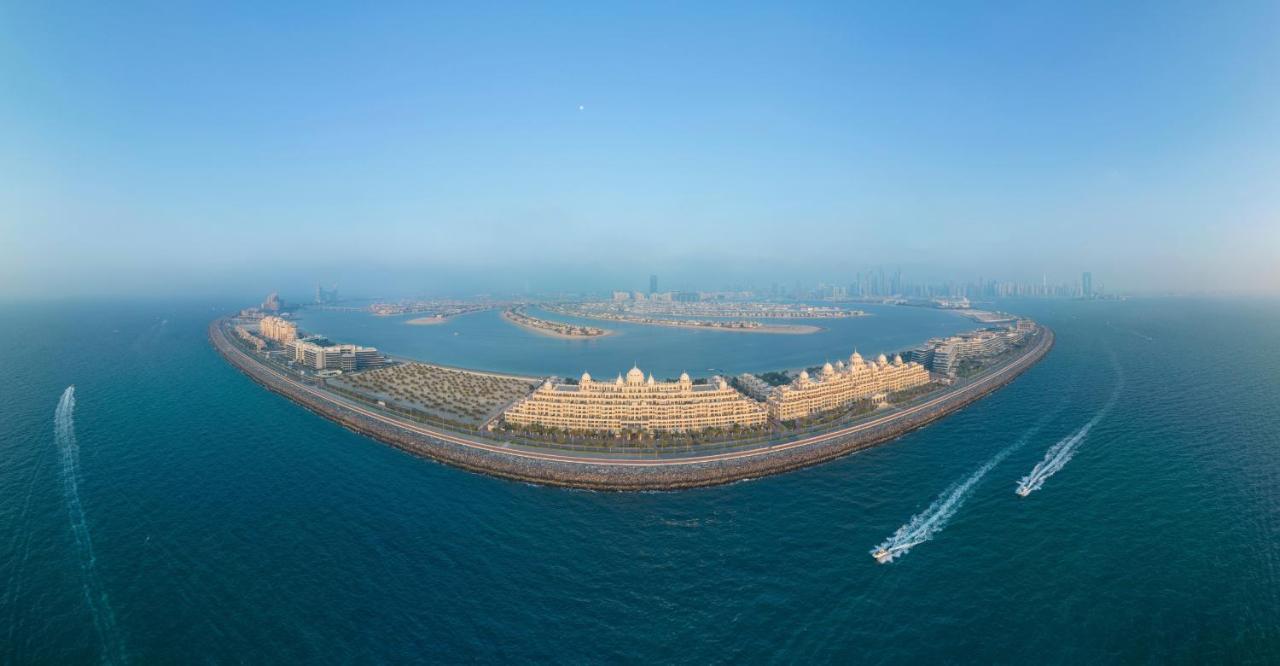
[210,320,1053,490]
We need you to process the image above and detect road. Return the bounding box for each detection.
[212,320,1053,469]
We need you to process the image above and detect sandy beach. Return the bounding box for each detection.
[501,309,614,339]
[406,316,449,325]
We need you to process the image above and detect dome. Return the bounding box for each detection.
[893,354,904,366]
[679,372,691,382]
[877,353,888,365]
[851,351,864,365]
[798,370,810,381]
[822,362,835,376]
[615,374,624,385]
[626,366,645,384]
[580,372,591,383]
[835,360,845,369]
[646,374,655,386]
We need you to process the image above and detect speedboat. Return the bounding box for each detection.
[1015,484,1032,497]
[871,541,916,564]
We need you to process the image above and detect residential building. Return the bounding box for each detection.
[259,315,298,343]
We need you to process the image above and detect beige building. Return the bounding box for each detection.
[233,325,266,351]
[259,315,298,343]
[503,366,768,433]
[767,352,931,422]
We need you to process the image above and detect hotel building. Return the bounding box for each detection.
[502,366,768,433]
[259,315,298,343]
[767,352,931,422]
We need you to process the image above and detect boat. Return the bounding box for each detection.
[871,541,918,564]
[1015,485,1032,497]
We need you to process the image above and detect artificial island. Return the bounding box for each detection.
[213,292,1052,490]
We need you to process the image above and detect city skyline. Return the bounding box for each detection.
[238,266,1118,305]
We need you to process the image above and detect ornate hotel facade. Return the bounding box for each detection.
[502,366,768,433]
[766,352,931,422]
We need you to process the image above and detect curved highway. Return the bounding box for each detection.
[211,319,1053,488]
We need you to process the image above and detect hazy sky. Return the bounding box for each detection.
[2,2,1278,298]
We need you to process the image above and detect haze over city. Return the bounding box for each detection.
[2,1,1278,300]
[9,2,1280,663]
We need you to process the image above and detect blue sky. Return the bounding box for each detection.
[2,1,1277,298]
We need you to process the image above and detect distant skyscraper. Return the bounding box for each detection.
[315,283,339,304]
[1082,272,1093,298]
[649,274,658,294]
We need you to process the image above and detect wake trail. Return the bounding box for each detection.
[54,386,127,664]
[1015,357,1123,497]
[870,415,1054,563]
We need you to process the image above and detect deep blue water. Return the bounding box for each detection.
[2,298,1279,662]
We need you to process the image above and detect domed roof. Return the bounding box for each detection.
[822,362,835,376]
[893,354,904,366]
[877,353,888,364]
[798,370,810,380]
[580,372,591,383]
[626,366,644,383]
[679,372,691,382]
[646,374,655,386]
[851,351,864,365]
[615,374,624,385]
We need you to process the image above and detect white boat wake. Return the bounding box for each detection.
[1016,366,1123,497]
[871,420,1051,564]
[54,386,126,664]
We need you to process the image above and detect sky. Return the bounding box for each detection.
[2,1,1278,299]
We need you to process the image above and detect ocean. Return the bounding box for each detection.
[2,297,1278,662]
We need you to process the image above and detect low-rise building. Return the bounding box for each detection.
[234,325,266,351]
[735,373,774,401]
[922,323,1035,375]
[503,366,768,433]
[766,352,931,421]
[286,339,386,371]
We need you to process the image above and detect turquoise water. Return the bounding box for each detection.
[293,303,974,378]
[2,298,1279,661]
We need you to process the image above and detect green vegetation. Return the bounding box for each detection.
[756,371,792,386]
[888,383,939,403]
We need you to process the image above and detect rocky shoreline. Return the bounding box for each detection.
[210,320,1053,491]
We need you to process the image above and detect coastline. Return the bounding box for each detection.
[501,308,614,339]
[210,318,1053,491]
